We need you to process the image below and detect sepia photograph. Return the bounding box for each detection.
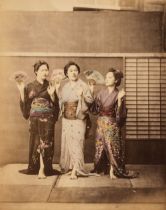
[0,0,165,210]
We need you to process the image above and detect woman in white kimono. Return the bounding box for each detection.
[58,61,94,179]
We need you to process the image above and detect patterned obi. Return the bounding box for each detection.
[30,98,53,117]
[99,108,116,122]
[63,101,78,120]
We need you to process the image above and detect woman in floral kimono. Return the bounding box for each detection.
[16,60,60,178]
[90,68,138,179]
[58,61,94,179]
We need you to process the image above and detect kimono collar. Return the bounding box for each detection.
[34,79,48,87]
[67,78,82,88]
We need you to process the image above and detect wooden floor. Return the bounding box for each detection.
[0,164,165,210]
[0,203,165,210]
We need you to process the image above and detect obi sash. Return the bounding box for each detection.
[63,101,78,120]
[30,98,53,117]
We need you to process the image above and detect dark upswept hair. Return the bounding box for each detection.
[64,61,80,77]
[33,60,49,75]
[107,68,123,87]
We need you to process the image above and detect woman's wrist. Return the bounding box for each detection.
[118,99,122,107]
[20,91,24,102]
[50,94,55,102]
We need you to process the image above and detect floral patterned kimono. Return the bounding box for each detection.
[90,87,137,178]
[59,79,93,174]
[19,80,59,175]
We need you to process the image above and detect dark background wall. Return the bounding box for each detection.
[0,11,165,165]
[0,56,123,165]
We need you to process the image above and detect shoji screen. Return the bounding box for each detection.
[125,57,166,140]
[161,58,166,139]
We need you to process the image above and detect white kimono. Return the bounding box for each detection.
[59,79,93,173]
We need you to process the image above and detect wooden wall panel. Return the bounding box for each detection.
[0,11,162,53]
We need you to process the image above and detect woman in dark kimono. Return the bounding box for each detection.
[16,60,60,178]
[90,68,138,179]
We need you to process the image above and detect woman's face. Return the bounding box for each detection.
[36,64,49,81]
[105,72,116,86]
[67,65,79,81]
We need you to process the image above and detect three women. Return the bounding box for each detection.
[16,60,137,179]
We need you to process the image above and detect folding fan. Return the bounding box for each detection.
[50,69,66,85]
[83,70,105,85]
[10,71,28,83]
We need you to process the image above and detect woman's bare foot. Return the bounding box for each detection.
[70,166,77,180]
[66,171,72,176]
[38,152,46,179]
[110,166,117,179]
[77,170,88,177]
[38,168,46,179]
[70,174,77,180]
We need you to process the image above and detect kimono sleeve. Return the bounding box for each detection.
[83,85,94,104]
[20,86,32,120]
[116,96,128,127]
[53,91,60,122]
[89,92,101,115]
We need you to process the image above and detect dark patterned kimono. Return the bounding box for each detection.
[19,80,59,175]
[90,87,137,178]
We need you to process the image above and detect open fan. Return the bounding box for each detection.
[9,71,28,83]
[83,70,105,85]
[50,69,66,85]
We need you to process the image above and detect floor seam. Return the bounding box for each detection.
[46,175,61,202]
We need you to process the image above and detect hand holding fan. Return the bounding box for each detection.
[10,71,28,84]
[50,69,66,85]
[83,70,105,85]
[50,69,66,93]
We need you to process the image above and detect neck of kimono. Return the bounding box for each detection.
[69,79,78,87]
[107,85,115,94]
[36,77,44,85]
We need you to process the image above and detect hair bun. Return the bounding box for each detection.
[116,69,123,78]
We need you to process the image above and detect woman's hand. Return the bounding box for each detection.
[118,89,125,107]
[47,84,56,96]
[47,82,56,101]
[16,81,25,92]
[88,79,96,93]
[16,81,25,102]
[55,81,61,94]
[76,87,83,97]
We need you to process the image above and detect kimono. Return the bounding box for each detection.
[90,87,137,178]
[59,79,93,174]
[19,80,59,175]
